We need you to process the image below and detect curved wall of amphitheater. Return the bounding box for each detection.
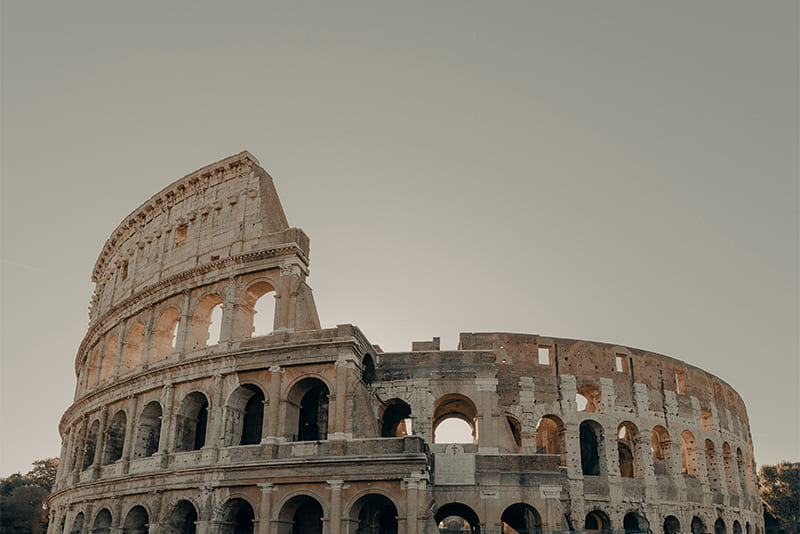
[49,152,763,534]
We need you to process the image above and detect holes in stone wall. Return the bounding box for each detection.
[680,430,699,477]
[381,399,412,438]
[723,442,735,491]
[705,439,719,487]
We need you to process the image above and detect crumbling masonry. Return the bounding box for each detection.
[48,152,763,534]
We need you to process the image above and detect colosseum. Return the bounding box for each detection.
[48,151,763,534]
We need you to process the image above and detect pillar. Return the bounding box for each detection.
[265,366,283,442]
[258,483,276,534]
[326,480,345,534]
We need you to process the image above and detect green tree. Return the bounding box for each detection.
[760,462,800,534]
[0,458,58,534]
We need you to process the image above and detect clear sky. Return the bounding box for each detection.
[1,1,797,476]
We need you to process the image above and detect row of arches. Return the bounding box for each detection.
[83,282,276,393]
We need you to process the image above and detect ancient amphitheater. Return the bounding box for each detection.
[48,152,763,534]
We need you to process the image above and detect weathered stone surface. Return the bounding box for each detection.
[48,152,763,534]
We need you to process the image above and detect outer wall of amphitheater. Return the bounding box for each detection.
[48,152,764,534]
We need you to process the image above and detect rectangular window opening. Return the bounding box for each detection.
[538,347,550,365]
[615,354,629,373]
[675,370,687,395]
[175,225,188,247]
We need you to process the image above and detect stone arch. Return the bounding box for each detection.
[102,409,127,464]
[189,293,223,349]
[733,521,742,534]
[680,430,699,476]
[277,494,326,534]
[576,383,601,413]
[99,334,118,383]
[224,383,266,446]
[122,505,149,534]
[580,419,605,476]
[133,401,162,459]
[92,508,113,534]
[286,377,330,441]
[238,280,277,338]
[501,503,542,534]
[505,413,523,452]
[152,307,180,362]
[362,353,376,385]
[617,421,639,478]
[585,510,612,534]
[691,517,706,534]
[348,493,399,534]
[715,518,727,534]
[705,439,720,487]
[723,442,736,490]
[433,394,478,444]
[435,502,481,534]
[161,499,198,534]
[664,516,681,534]
[652,426,671,475]
[69,512,84,534]
[174,392,209,452]
[623,512,649,534]
[536,415,565,465]
[82,419,100,470]
[217,498,255,534]
[381,398,412,437]
[121,320,146,374]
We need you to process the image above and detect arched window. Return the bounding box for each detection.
[92,509,113,534]
[715,518,727,534]
[70,513,84,534]
[433,394,478,444]
[585,510,611,534]
[381,399,412,438]
[580,420,604,476]
[705,439,720,487]
[217,498,255,534]
[279,495,324,534]
[102,410,127,465]
[162,500,197,534]
[536,415,565,465]
[99,335,118,383]
[691,517,705,534]
[349,494,398,534]
[501,503,542,534]
[189,294,223,349]
[224,384,265,446]
[624,513,649,534]
[133,401,162,459]
[651,426,671,475]
[576,383,601,413]
[435,502,480,534]
[362,354,376,385]
[680,430,699,476]
[152,307,180,361]
[287,378,330,441]
[238,282,275,338]
[733,521,742,534]
[664,516,681,534]
[175,392,209,452]
[121,321,145,374]
[82,420,100,470]
[123,506,148,534]
[617,422,639,478]
[723,442,736,490]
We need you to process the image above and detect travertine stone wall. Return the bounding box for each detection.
[48,153,763,534]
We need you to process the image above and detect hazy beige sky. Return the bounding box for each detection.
[1,1,797,476]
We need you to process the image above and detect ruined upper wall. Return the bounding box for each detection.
[88,151,308,323]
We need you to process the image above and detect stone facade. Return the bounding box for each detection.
[48,152,763,534]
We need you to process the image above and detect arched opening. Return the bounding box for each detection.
[736,448,747,494]
[381,399,412,437]
[501,503,542,534]
[715,518,727,534]
[121,321,145,374]
[435,502,480,534]
[651,426,671,475]
[224,384,265,446]
[93,509,113,534]
[238,282,275,338]
[617,422,639,478]
[664,516,681,534]
[217,498,255,534]
[175,392,209,452]
[162,500,197,534]
[723,442,735,490]
[350,493,398,534]
[506,414,522,453]
[580,420,604,476]
[82,420,100,470]
[102,410,127,464]
[536,415,565,465]
[576,383,601,413]
[705,439,719,487]
[691,517,705,534]
[733,521,742,534]
[134,401,162,459]
[585,510,611,534]
[362,354,376,385]
[287,378,330,441]
[700,408,714,432]
[680,430,699,476]
[99,335,118,383]
[433,394,478,444]
[123,505,149,534]
[746,523,752,534]
[189,294,223,349]
[70,512,84,534]
[278,495,324,534]
[623,513,649,534]
[153,307,180,361]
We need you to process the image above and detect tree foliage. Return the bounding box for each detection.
[760,462,800,534]
[0,458,58,534]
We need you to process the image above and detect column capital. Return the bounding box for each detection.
[325,479,347,491]
[257,482,276,492]
[269,365,284,374]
